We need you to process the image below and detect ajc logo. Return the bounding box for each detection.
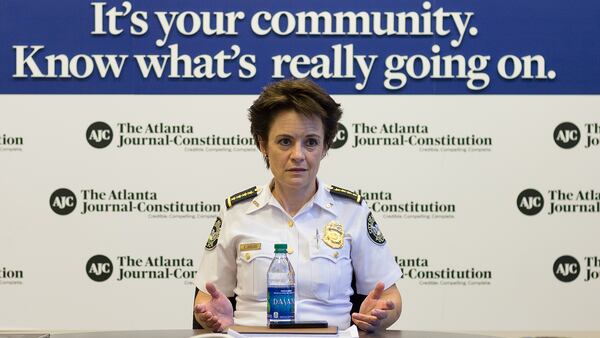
[86,255,113,282]
[554,122,580,149]
[517,189,544,216]
[553,255,580,282]
[331,123,348,149]
[50,188,77,215]
[86,122,113,148]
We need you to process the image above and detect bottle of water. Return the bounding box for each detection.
[267,243,295,323]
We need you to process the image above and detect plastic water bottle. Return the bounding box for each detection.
[267,243,295,323]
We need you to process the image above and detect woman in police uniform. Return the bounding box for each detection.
[193,79,402,332]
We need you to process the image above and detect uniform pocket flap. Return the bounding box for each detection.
[239,248,273,263]
[309,242,350,263]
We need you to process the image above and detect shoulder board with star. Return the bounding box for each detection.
[226,186,259,209]
[329,185,363,204]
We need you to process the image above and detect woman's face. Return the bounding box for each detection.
[259,110,326,193]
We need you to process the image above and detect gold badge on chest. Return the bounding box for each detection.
[322,221,344,249]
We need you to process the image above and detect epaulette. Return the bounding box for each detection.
[226,186,259,209]
[329,185,363,204]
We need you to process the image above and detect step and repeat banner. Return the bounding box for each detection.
[1,0,599,332]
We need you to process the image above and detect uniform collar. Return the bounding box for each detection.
[313,178,337,216]
[245,178,337,216]
[245,183,270,214]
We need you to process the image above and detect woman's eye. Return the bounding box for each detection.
[278,138,291,146]
[306,138,319,147]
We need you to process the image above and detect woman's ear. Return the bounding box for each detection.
[258,136,267,155]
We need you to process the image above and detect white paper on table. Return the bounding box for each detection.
[225,325,359,338]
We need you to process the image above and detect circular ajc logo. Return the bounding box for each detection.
[517,189,544,216]
[86,122,113,148]
[553,122,580,149]
[331,123,348,149]
[86,255,113,282]
[553,255,580,282]
[49,188,77,215]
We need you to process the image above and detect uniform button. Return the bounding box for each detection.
[252,200,260,207]
[333,252,339,258]
[244,253,251,260]
[287,248,294,255]
[288,220,294,228]
[326,203,333,208]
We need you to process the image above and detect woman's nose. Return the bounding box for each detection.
[290,143,305,161]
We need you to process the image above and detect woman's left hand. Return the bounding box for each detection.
[351,282,400,332]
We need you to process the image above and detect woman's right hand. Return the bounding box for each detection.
[194,282,234,332]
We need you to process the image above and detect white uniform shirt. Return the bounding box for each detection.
[195,179,402,329]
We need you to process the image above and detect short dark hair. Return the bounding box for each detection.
[248,79,343,167]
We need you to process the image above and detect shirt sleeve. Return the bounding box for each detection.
[194,209,237,297]
[350,201,403,295]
